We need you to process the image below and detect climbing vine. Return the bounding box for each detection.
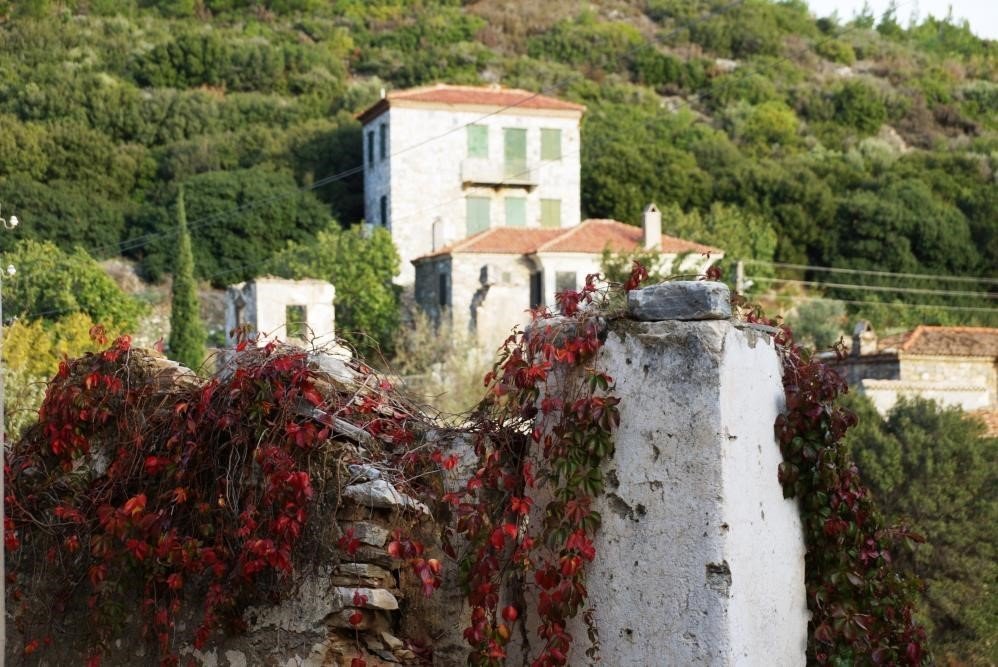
[744,303,928,664]
[5,330,441,665]
[449,266,927,665]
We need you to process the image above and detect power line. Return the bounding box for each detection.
[743,259,998,285]
[750,276,997,299]
[776,294,997,315]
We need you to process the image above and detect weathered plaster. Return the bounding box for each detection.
[518,316,807,665]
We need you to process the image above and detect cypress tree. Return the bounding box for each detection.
[168,185,206,371]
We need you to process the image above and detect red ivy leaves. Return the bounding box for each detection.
[4,340,442,664]
[762,314,928,664]
[458,274,620,666]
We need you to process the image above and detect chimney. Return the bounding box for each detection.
[851,321,877,356]
[432,217,445,251]
[643,203,661,250]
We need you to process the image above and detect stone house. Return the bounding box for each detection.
[224,277,336,348]
[413,205,722,353]
[359,83,585,286]
[830,322,998,414]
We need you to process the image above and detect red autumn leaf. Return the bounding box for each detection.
[144,456,170,475]
[126,539,151,561]
[302,384,324,406]
[122,493,147,517]
[350,658,367,667]
[348,611,364,627]
[509,496,532,515]
[352,590,368,607]
[502,605,518,622]
[338,528,361,556]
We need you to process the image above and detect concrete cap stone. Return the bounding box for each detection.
[627,281,731,321]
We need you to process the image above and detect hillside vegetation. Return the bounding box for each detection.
[0,0,994,330]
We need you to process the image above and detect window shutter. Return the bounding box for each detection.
[540,199,561,228]
[467,125,488,158]
[466,197,491,236]
[379,124,387,160]
[503,128,527,177]
[541,128,562,160]
[505,197,526,227]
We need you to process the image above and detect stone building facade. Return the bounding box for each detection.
[224,277,336,348]
[413,205,722,353]
[829,323,998,414]
[359,84,585,286]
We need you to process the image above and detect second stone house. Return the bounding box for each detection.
[413,204,722,353]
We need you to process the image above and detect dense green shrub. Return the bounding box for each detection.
[845,396,997,665]
[2,239,144,330]
[0,175,131,255]
[832,80,889,135]
[130,167,330,284]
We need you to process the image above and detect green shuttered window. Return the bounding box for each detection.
[466,197,490,236]
[503,127,527,177]
[540,199,561,228]
[541,128,562,160]
[505,197,526,227]
[467,125,488,158]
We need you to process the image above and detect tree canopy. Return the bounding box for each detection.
[844,395,998,664]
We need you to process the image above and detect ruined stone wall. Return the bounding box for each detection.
[513,282,808,666]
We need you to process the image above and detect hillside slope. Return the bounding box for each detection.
[0,0,994,327]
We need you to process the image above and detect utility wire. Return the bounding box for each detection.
[776,294,997,314]
[750,276,997,299]
[743,259,998,285]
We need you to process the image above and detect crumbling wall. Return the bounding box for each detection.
[513,282,808,666]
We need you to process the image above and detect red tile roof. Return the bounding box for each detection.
[884,325,998,357]
[536,219,719,255]
[359,84,585,123]
[414,219,721,261]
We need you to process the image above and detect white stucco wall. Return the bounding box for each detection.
[364,104,582,285]
[224,278,336,348]
[516,316,807,665]
[859,379,993,414]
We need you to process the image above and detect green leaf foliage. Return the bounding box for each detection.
[2,239,144,330]
[844,396,998,665]
[167,186,206,371]
[132,167,331,284]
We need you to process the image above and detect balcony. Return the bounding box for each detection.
[461,158,538,190]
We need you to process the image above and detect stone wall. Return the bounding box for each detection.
[833,353,996,414]
[513,282,808,665]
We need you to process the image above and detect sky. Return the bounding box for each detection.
[806,0,998,40]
